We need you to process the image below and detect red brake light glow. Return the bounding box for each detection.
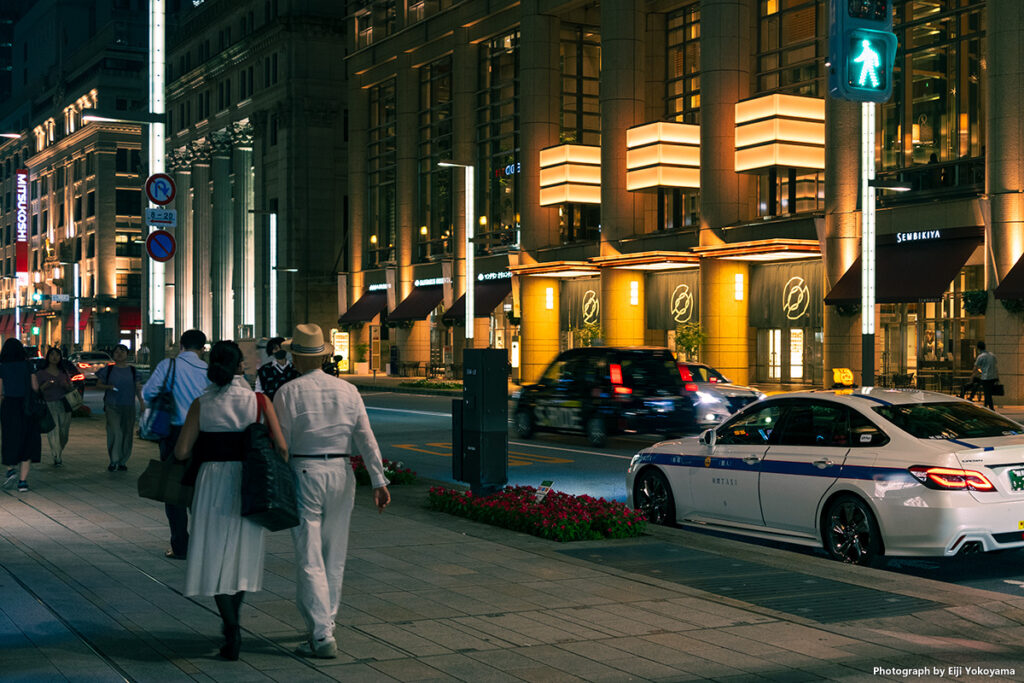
[678,365,693,382]
[909,466,995,492]
[684,382,699,393]
[71,374,85,382]
[610,363,623,385]
[613,386,632,395]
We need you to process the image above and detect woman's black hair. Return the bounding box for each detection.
[207,340,244,387]
[46,346,64,364]
[0,338,26,363]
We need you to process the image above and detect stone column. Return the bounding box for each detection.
[211,130,233,341]
[519,2,561,251]
[985,0,1024,402]
[823,97,863,384]
[599,0,645,252]
[601,268,645,347]
[230,121,255,336]
[701,258,750,385]
[698,0,755,244]
[520,276,560,384]
[190,139,213,335]
[347,89,369,308]
[170,149,193,337]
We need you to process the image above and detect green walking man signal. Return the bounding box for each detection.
[828,0,898,103]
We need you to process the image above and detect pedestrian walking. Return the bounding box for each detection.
[173,340,288,661]
[0,339,41,493]
[35,347,74,467]
[254,336,300,401]
[273,323,390,659]
[95,344,145,472]
[972,340,999,410]
[142,329,210,560]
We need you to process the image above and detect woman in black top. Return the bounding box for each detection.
[0,339,41,492]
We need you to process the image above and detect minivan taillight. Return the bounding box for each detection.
[683,382,699,393]
[678,365,693,382]
[909,466,995,492]
[610,363,623,385]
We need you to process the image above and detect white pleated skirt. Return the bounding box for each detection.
[184,461,266,597]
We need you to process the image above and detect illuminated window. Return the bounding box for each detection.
[667,3,701,124]
[734,273,744,301]
[756,0,822,96]
[560,25,601,146]
[416,56,453,263]
[367,79,396,267]
[477,30,520,250]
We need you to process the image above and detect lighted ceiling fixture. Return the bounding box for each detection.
[692,239,821,262]
[734,94,825,173]
[625,122,700,190]
[510,260,599,279]
[539,144,601,206]
[589,251,700,271]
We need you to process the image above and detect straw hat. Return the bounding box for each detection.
[281,323,329,357]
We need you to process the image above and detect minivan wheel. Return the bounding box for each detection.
[634,468,675,526]
[514,410,534,438]
[586,416,607,447]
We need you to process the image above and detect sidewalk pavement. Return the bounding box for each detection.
[3,411,1024,682]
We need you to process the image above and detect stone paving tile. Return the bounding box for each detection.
[365,657,452,681]
[397,618,507,652]
[947,604,1023,628]
[333,625,415,661]
[661,597,778,627]
[375,590,472,620]
[446,583,551,614]
[515,580,617,609]
[525,610,624,641]
[449,615,543,648]
[508,666,589,683]
[418,652,524,682]
[609,633,762,674]
[594,600,706,633]
[722,621,861,658]
[516,642,640,680]
[600,654,699,681]
[356,623,454,657]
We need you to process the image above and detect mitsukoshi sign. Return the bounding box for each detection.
[15,169,28,281]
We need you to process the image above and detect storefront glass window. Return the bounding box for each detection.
[477,30,520,254]
[756,0,823,97]
[560,25,600,145]
[667,3,700,123]
[368,79,397,267]
[418,56,454,263]
[880,1,985,175]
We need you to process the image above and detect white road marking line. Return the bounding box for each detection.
[366,406,451,417]
[508,441,633,459]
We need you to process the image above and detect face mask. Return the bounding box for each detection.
[274,350,287,360]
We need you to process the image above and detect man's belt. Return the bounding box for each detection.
[292,453,350,459]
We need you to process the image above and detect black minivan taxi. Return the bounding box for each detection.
[513,347,696,447]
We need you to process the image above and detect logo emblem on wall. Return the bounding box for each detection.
[670,284,694,323]
[783,276,810,321]
[582,290,600,325]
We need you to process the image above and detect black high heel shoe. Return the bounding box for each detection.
[219,625,241,661]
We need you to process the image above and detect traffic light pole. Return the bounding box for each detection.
[861,101,876,386]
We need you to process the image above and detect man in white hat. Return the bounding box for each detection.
[273,323,390,658]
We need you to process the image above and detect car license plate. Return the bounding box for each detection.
[1010,468,1024,492]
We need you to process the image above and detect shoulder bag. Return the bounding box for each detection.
[241,395,299,532]
[24,362,55,433]
[137,457,194,507]
[145,359,176,438]
[992,380,1005,397]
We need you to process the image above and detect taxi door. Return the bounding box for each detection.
[532,354,587,434]
[759,400,850,535]
[689,402,786,526]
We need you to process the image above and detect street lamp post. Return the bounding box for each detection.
[438,162,475,344]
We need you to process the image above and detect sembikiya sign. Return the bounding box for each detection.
[15,169,28,281]
[879,226,982,246]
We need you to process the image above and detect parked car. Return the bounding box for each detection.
[512,347,763,447]
[628,389,1024,565]
[68,351,113,385]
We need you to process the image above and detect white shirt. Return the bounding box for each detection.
[273,370,389,488]
[974,350,998,380]
[198,376,257,432]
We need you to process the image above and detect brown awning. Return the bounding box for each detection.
[995,256,1024,300]
[388,286,443,322]
[825,237,981,305]
[443,279,513,320]
[338,291,388,324]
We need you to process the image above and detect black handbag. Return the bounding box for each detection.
[137,458,194,507]
[241,397,299,532]
[992,381,1006,397]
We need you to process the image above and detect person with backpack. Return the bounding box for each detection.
[95,344,146,472]
[142,329,210,560]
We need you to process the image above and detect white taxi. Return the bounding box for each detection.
[627,389,1024,565]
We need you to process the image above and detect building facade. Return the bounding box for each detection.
[0,0,151,353]
[162,0,348,347]
[338,0,1024,401]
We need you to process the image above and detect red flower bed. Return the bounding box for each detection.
[428,485,646,542]
[350,455,417,485]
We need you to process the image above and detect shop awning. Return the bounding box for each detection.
[338,291,388,324]
[995,257,1024,300]
[0,315,13,335]
[19,313,37,332]
[443,279,513,320]
[388,286,443,322]
[118,306,142,329]
[64,314,90,331]
[825,237,981,305]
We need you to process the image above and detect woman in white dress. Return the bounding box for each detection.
[174,340,288,660]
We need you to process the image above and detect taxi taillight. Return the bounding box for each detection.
[71,374,85,382]
[909,466,995,492]
[609,363,632,395]
[678,365,693,382]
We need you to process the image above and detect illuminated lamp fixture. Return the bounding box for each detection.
[510,260,599,280]
[625,122,700,190]
[734,94,825,173]
[691,239,821,263]
[539,144,601,206]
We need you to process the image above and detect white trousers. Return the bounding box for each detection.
[290,457,355,641]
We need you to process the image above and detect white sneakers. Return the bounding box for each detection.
[295,636,337,659]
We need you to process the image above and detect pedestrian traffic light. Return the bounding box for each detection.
[30,326,39,335]
[31,292,41,303]
[828,0,898,103]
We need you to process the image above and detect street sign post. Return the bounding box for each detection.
[146,229,176,262]
[145,207,177,228]
[145,173,176,206]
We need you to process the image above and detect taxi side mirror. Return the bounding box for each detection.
[700,428,717,448]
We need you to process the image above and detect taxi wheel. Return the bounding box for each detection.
[586,417,607,447]
[514,411,534,439]
[634,468,675,526]
[824,495,883,566]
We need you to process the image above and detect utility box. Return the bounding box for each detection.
[452,348,508,496]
